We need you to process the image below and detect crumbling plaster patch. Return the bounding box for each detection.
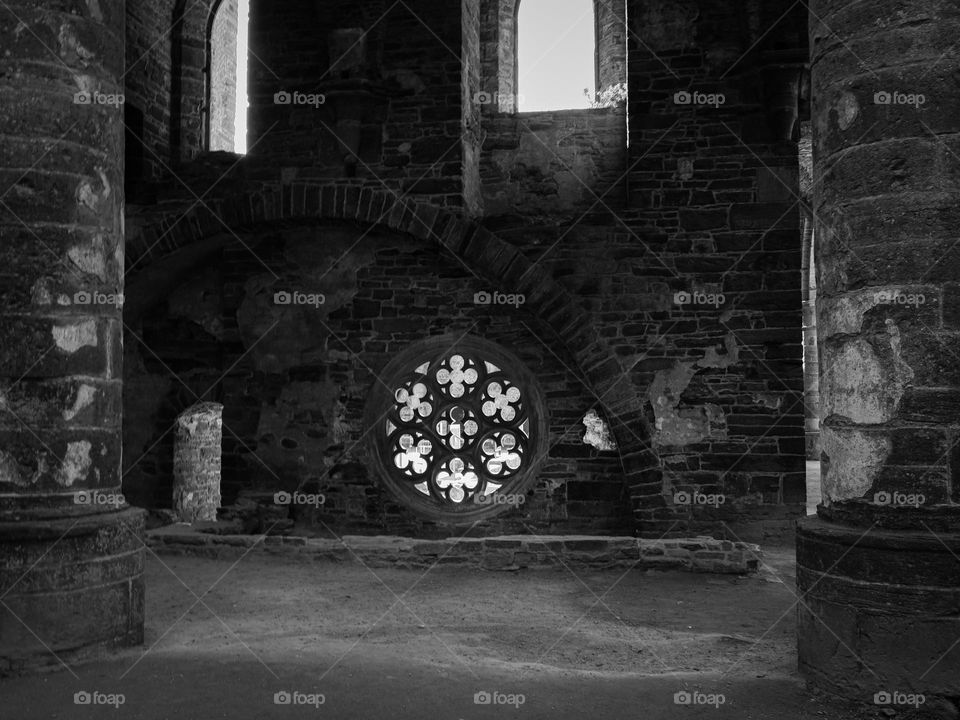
[820,426,890,503]
[819,295,915,425]
[53,319,98,353]
[582,408,617,450]
[648,334,739,447]
[56,440,93,486]
[63,383,96,421]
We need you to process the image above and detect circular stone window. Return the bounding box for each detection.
[365,335,547,522]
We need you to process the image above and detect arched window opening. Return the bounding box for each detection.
[208,0,249,153]
[517,0,596,111]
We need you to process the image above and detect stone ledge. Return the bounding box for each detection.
[147,526,761,574]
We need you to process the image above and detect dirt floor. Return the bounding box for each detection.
[1,541,902,720]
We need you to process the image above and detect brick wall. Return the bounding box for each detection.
[125,0,177,180]
[480,106,627,226]
[246,0,471,209]
[623,0,807,539]
[123,221,632,537]
[122,0,809,542]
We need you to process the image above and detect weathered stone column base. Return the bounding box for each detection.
[0,508,145,677]
[797,516,960,718]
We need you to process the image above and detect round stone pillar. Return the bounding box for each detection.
[173,402,223,522]
[800,1,960,716]
[0,0,144,674]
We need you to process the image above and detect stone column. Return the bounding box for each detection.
[799,1,960,715]
[0,0,144,673]
[173,402,223,522]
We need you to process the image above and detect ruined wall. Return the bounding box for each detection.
[247,0,470,208]
[123,222,631,536]
[126,0,177,181]
[622,0,807,539]
[471,0,808,540]
[121,0,808,541]
[480,106,627,227]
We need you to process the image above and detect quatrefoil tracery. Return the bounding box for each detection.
[385,352,529,504]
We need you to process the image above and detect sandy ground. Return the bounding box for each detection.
[0,542,895,720]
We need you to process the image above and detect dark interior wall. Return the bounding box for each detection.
[122,0,809,541]
[123,222,631,536]
[624,0,808,538]
[126,0,178,179]
[246,0,470,209]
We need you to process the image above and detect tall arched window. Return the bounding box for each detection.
[208,0,250,152]
[517,0,596,111]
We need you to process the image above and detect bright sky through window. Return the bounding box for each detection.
[518,0,595,111]
[234,0,250,153]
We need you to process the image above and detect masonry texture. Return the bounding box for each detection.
[119,0,810,546]
[2,1,957,713]
[0,0,144,674]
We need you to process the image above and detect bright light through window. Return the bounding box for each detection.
[234,0,249,153]
[518,0,595,112]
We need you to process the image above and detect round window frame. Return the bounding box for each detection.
[364,334,549,523]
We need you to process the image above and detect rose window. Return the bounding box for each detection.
[367,337,546,521]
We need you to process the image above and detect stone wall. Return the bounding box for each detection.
[247,0,470,208]
[621,0,807,538]
[119,0,809,542]
[150,526,763,574]
[126,0,177,180]
[123,219,632,536]
[480,106,627,226]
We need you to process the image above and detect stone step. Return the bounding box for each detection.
[147,526,761,574]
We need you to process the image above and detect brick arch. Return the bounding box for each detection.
[126,182,664,531]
